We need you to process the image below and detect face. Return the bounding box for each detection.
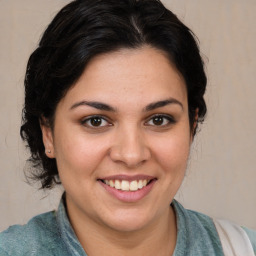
[42,47,192,233]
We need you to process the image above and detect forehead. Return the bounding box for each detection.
[58,46,187,110]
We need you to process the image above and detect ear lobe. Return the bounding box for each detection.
[40,119,55,158]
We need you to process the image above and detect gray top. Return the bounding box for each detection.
[0,196,255,255]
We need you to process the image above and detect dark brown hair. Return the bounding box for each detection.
[21,0,207,189]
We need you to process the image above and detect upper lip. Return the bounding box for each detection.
[98,174,156,181]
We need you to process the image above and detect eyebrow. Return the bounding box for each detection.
[144,98,183,111]
[70,98,183,112]
[70,101,116,112]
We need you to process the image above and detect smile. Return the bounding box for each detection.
[98,175,157,202]
[102,179,150,192]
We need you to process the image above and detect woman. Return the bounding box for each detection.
[0,0,255,255]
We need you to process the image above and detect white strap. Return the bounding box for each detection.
[213,219,255,256]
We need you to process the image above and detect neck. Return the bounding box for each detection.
[67,203,177,256]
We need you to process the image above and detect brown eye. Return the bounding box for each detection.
[90,117,103,127]
[146,115,175,127]
[81,116,110,128]
[152,116,164,126]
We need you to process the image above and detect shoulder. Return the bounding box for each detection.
[173,200,220,236]
[173,200,223,255]
[0,211,65,255]
[243,226,256,254]
[173,200,256,255]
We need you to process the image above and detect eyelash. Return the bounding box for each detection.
[81,114,175,129]
[145,114,176,127]
[81,115,111,128]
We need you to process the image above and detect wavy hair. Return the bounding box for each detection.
[20,0,207,189]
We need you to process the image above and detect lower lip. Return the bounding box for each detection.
[99,180,157,203]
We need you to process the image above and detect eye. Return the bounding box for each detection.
[81,116,111,128]
[145,115,175,127]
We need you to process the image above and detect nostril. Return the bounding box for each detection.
[109,149,150,167]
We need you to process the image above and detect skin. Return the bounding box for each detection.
[41,46,193,255]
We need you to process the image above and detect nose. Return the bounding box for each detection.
[109,125,151,168]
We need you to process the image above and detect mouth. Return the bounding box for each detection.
[97,175,157,202]
[98,179,155,192]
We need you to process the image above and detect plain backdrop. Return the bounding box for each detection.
[0,0,255,231]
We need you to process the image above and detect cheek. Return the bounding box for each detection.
[152,131,191,172]
[53,132,109,179]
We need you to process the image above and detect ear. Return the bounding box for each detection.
[190,108,199,142]
[40,118,55,158]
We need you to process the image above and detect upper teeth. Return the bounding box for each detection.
[104,179,148,191]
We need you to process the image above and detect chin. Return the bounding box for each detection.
[101,209,154,233]
[108,220,149,233]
